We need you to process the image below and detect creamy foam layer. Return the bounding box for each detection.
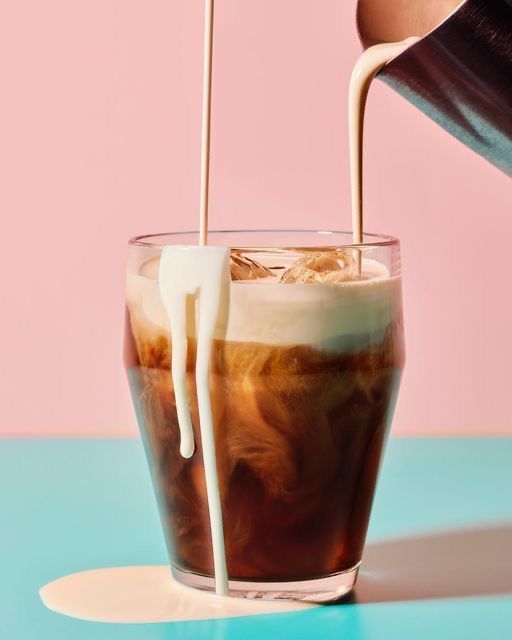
[127,254,401,352]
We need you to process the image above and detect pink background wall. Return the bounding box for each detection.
[1,1,510,437]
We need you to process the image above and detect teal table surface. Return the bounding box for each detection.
[1,438,511,639]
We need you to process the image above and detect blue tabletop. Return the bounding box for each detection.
[1,437,511,639]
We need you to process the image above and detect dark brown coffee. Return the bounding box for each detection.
[125,317,403,582]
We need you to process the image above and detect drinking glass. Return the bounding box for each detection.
[124,230,405,601]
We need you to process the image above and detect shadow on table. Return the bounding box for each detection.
[352,523,512,603]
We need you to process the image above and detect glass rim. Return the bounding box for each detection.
[128,229,399,249]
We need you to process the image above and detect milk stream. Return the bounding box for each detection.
[349,37,420,244]
[159,245,231,596]
[40,37,418,623]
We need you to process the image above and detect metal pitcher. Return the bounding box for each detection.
[358,0,512,175]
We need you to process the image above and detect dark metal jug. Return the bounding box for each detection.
[361,0,512,175]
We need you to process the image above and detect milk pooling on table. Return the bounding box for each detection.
[40,566,315,623]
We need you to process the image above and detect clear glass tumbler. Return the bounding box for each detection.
[124,230,405,601]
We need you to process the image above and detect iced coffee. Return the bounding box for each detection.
[124,230,404,599]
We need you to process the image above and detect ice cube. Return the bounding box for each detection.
[280,251,357,284]
[230,252,274,281]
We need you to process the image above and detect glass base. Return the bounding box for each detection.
[172,564,360,603]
